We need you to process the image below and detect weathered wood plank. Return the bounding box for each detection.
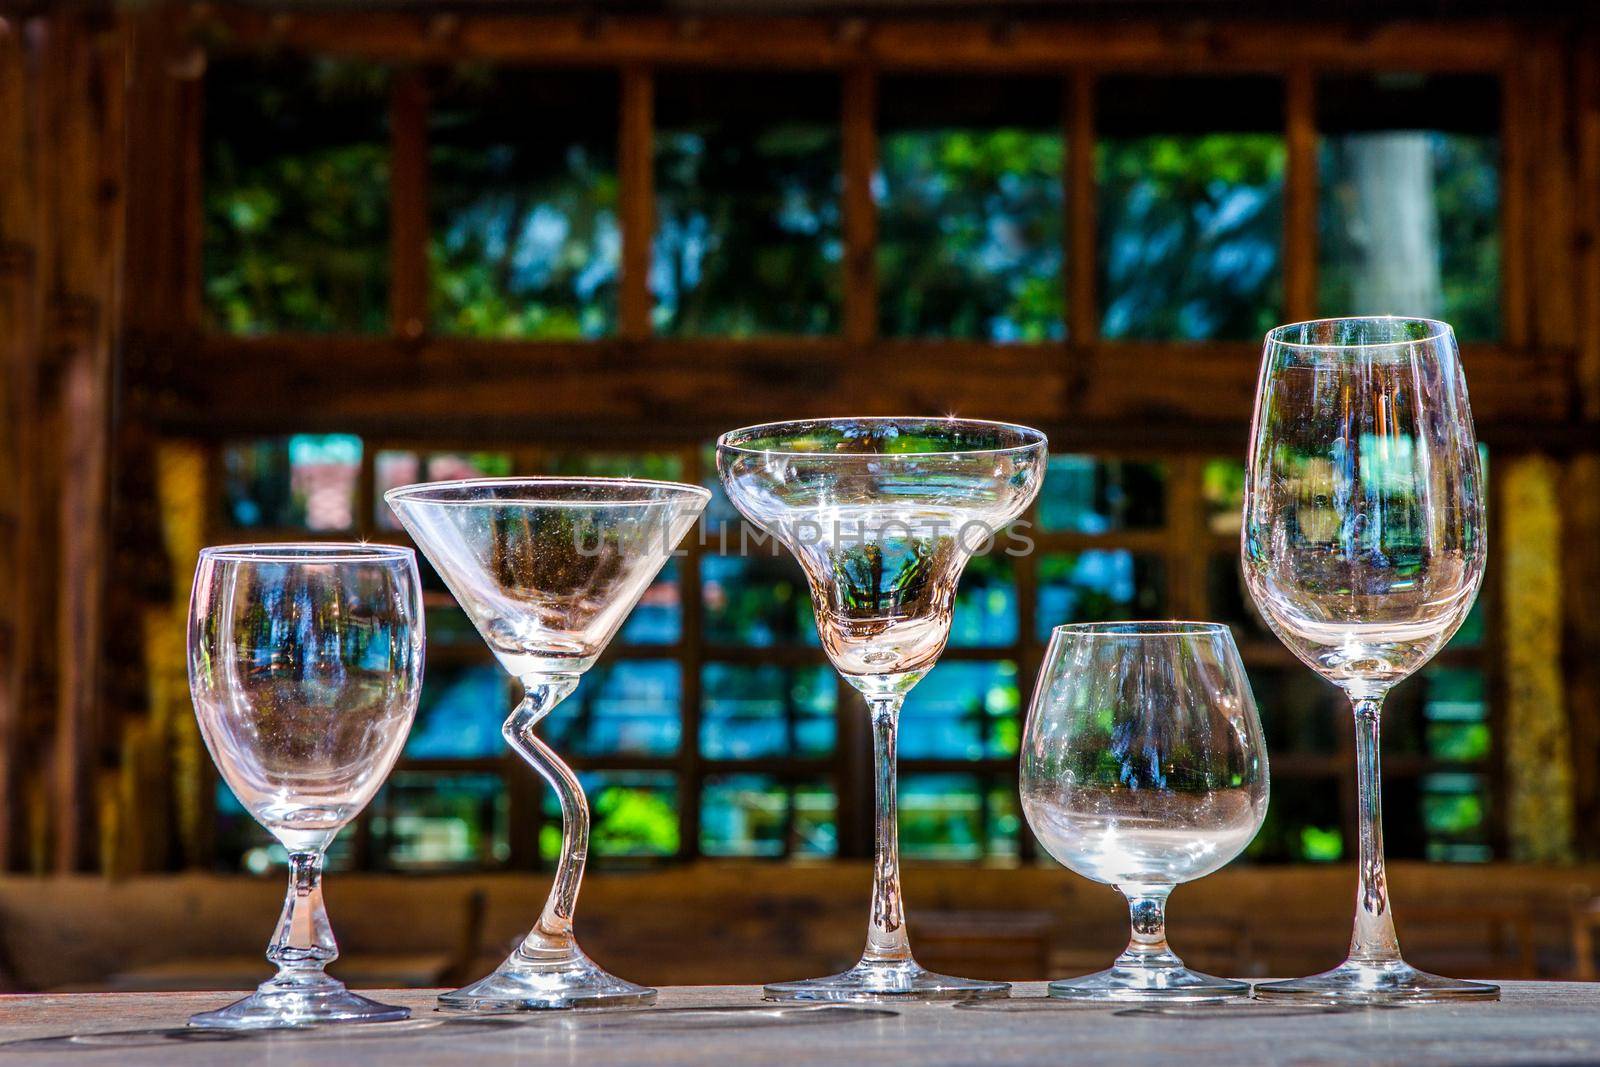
[193,9,1518,72]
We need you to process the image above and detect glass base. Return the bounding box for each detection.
[1254,958,1500,1004]
[189,972,410,1029]
[439,944,656,1012]
[764,959,1010,1003]
[1048,951,1250,1003]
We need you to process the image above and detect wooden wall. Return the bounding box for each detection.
[1,4,1598,871]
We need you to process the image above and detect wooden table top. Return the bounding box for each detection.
[3,982,1599,1065]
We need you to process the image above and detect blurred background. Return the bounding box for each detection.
[2,0,1598,994]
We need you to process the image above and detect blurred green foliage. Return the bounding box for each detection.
[1098,134,1285,340]
[653,77,842,336]
[878,128,1064,340]
[1319,133,1500,340]
[429,67,619,338]
[204,58,391,333]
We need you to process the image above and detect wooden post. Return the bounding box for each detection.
[1284,67,1317,323]
[1066,70,1096,345]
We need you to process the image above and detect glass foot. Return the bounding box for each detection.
[1254,958,1499,1004]
[1048,947,1249,1003]
[439,945,656,1012]
[189,973,410,1029]
[764,959,1010,1002]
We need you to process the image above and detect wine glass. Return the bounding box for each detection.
[717,417,1048,1001]
[1243,316,1491,1003]
[387,476,709,1011]
[187,544,424,1028]
[1020,622,1269,1001]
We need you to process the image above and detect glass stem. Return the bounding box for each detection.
[862,693,912,965]
[506,674,583,962]
[1117,883,1175,964]
[1349,694,1402,963]
[267,849,337,984]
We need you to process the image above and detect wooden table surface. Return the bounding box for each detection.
[4,982,1600,1065]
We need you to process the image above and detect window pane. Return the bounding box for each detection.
[204,57,389,333]
[619,560,682,645]
[701,775,838,858]
[1250,666,1340,756]
[405,662,507,759]
[1202,458,1246,537]
[1246,775,1344,862]
[372,773,509,869]
[1317,74,1500,340]
[878,76,1063,341]
[375,450,513,529]
[1036,551,1165,640]
[701,664,836,759]
[1420,772,1491,862]
[1206,554,1271,642]
[654,73,841,335]
[1036,456,1165,533]
[544,660,681,757]
[223,434,361,531]
[901,774,1004,860]
[702,553,817,647]
[1097,77,1285,340]
[950,553,1018,648]
[902,661,1020,760]
[543,773,679,859]
[429,67,619,338]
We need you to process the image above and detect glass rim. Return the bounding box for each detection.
[198,542,416,564]
[1265,316,1453,350]
[1049,620,1232,639]
[716,416,1048,458]
[383,475,713,508]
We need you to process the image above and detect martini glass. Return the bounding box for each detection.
[717,417,1048,1002]
[387,476,709,1012]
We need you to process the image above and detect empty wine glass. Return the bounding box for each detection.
[1243,317,1491,1003]
[1021,622,1269,1001]
[187,544,424,1028]
[718,417,1048,1001]
[387,477,709,1011]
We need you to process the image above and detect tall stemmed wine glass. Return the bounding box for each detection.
[1242,317,1491,1002]
[387,477,708,1012]
[188,544,424,1028]
[718,417,1048,1001]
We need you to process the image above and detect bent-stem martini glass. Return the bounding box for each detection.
[718,417,1048,1001]
[387,477,709,1011]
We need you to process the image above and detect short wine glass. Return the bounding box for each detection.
[1021,622,1269,1002]
[187,544,424,1029]
[718,417,1048,1001]
[1243,317,1492,1003]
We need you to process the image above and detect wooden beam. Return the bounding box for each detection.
[1500,46,1529,349]
[1283,65,1316,323]
[133,335,1575,448]
[619,63,654,341]
[389,67,429,341]
[841,64,877,347]
[191,10,1518,72]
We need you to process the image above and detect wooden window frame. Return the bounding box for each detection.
[182,11,1513,870]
